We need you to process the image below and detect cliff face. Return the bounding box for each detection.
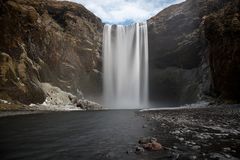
[147,0,206,106]
[204,0,240,101]
[148,0,240,106]
[0,0,103,104]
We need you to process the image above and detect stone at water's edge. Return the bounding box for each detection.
[143,141,162,151]
[138,105,240,159]
[29,83,102,111]
[41,83,74,106]
[75,99,102,110]
[138,137,163,152]
[135,146,145,154]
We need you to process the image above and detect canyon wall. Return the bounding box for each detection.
[203,0,240,101]
[147,0,240,106]
[0,0,103,104]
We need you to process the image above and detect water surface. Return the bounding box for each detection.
[0,110,153,160]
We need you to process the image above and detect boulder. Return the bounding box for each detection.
[138,137,163,151]
[138,137,157,144]
[143,141,162,151]
[76,99,102,110]
[135,146,144,154]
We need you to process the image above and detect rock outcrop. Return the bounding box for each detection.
[147,0,240,105]
[147,0,206,106]
[30,83,102,111]
[203,0,240,101]
[0,0,103,104]
[137,137,162,152]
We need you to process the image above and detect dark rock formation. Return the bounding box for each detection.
[203,0,240,101]
[138,137,162,151]
[0,0,103,104]
[147,0,206,106]
[147,0,240,105]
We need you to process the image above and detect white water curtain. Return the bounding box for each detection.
[103,23,149,109]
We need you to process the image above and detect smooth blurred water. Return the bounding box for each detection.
[0,111,151,160]
[103,23,149,109]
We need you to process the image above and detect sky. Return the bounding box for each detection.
[63,0,185,24]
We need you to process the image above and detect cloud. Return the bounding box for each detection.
[61,0,185,24]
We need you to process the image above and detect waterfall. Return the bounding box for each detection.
[103,22,149,109]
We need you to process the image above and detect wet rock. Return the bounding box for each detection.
[138,137,162,151]
[190,155,197,160]
[36,83,102,110]
[68,94,78,104]
[41,83,74,106]
[210,153,228,160]
[138,137,157,144]
[172,130,181,135]
[224,154,231,159]
[192,145,201,150]
[173,146,178,149]
[76,99,102,110]
[76,100,84,108]
[135,146,144,154]
[143,141,162,151]
[223,147,231,152]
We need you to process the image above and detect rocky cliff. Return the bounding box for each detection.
[0,0,103,104]
[204,0,240,102]
[147,0,206,106]
[147,0,240,106]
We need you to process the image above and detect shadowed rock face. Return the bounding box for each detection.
[0,0,103,104]
[147,0,240,106]
[204,0,240,101]
[147,0,206,106]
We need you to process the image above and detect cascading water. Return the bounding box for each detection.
[103,22,149,109]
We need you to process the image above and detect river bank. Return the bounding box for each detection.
[138,104,240,159]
